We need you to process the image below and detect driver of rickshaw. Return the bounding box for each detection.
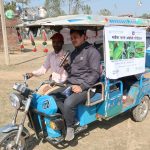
[26,33,68,94]
[49,29,101,141]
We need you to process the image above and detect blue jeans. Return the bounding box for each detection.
[49,86,87,127]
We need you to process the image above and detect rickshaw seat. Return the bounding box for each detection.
[90,93,102,102]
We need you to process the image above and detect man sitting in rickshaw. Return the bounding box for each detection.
[27,33,68,94]
[49,29,101,141]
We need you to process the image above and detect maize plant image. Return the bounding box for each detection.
[109,41,145,60]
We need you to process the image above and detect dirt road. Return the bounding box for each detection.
[0,48,150,150]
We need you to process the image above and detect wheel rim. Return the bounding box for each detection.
[138,100,148,118]
[1,132,25,150]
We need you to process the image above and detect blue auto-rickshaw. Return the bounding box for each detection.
[0,15,150,149]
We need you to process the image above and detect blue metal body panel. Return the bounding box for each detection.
[106,90,122,117]
[96,101,106,116]
[32,94,57,115]
[137,78,150,103]
[31,94,61,138]
[97,81,123,117]
[77,105,97,126]
[106,80,123,117]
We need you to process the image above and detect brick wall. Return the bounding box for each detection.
[0,18,21,52]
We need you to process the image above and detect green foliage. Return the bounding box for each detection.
[42,41,47,46]
[44,0,66,17]
[71,0,83,14]
[4,1,16,11]
[67,0,89,15]
[98,9,111,16]
[4,0,31,11]
[109,41,123,60]
[140,13,150,19]
[109,41,145,60]
[4,0,92,18]
[47,0,92,15]
[82,4,92,14]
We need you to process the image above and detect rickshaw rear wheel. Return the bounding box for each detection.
[132,96,149,122]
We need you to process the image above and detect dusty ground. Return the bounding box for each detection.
[0,41,150,150]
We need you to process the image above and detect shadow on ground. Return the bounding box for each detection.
[14,55,46,66]
[27,111,131,149]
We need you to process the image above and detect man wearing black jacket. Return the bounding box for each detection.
[50,29,101,141]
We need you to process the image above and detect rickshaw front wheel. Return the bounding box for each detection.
[132,96,149,122]
[0,130,28,150]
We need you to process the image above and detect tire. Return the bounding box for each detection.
[0,130,28,150]
[132,96,149,122]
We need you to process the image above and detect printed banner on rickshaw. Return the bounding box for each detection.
[105,26,146,79]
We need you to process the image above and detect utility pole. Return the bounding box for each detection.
[0,0,10,65]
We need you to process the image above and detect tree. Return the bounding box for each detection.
[98,9,111,16]
[67,0,73,14]
[44,0,65,17]
[69,0,93,15]
[141,13,150,19]
[72,0,83,14]
[44,0,91,16]
[4,1,16,11]
[82,4,92,14]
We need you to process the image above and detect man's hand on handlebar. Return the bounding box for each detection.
[25,73,34,79]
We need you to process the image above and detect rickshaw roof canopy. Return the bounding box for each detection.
[18,14,150,28]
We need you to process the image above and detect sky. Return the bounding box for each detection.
[5,0,150,16]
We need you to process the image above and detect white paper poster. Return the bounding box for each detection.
[105,26,146,79]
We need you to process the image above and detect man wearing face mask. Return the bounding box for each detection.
[26,33,67,94]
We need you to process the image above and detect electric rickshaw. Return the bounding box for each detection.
[0,15,150,149]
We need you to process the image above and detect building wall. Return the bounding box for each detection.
[0,18,21,52]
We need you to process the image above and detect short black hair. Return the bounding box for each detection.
[70,29,86,36]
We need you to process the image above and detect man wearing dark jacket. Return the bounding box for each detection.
[50,29,101,141]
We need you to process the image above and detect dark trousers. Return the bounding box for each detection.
[49,86,87,127]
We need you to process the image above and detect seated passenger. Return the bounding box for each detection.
[26,33,67,94]
[49,29,101,141]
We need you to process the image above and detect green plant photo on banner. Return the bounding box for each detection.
[109,41,145,60]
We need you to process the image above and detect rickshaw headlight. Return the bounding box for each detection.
[9,93,22,109]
